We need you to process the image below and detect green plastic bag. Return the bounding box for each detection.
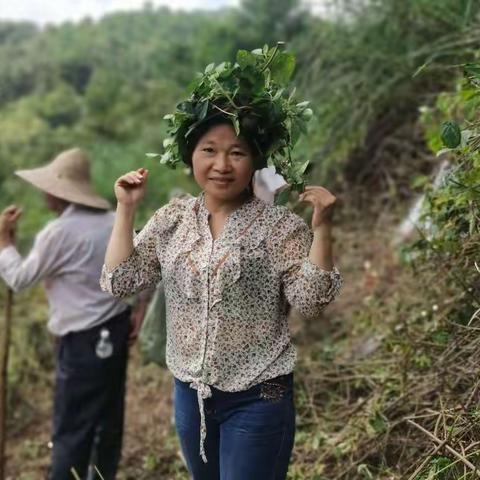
[139,282,167,368]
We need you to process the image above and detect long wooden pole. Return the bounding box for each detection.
[0,287,13,480]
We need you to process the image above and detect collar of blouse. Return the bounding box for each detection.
[172,192,286,309]
[177,191,274,250]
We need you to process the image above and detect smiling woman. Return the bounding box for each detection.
[190,115,254,171]
[100,45,342,480]
[191,120,255,238]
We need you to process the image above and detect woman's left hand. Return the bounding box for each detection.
[299,186,336,231]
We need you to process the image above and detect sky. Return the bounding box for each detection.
[0,0,331,25]
[0,0,241,25]
[0,0,330,26]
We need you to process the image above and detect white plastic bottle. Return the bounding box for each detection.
[95,328,113,359]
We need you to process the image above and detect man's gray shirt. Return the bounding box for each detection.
[0,204,127,335]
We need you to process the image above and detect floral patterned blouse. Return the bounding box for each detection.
[100,192,342,461]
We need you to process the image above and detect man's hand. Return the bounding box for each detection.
[128,288,154,346]
[0,205,22,249]
[128,307,146,346]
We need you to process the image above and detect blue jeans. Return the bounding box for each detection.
[174,374,296,480]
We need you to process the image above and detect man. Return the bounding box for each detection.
[0,148,133,480]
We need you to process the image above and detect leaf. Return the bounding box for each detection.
[275,188,290,206]
[145,152,160,158]
[288,87,296,101]
[269,52,296,85]
[441,121,461,148]
[273,88,284,101]
[160,151,172,164]
[195,100,209,121]
[163,137,175,148]
[296,101,310,108]
[464,63,480,79]
[431,330,450,345]
[239,66,265,95]
[291,181,305,193]
[368,412,387,434]
[436,148,453,157]
[296,159,310,175]
[232,115,240,136]
[204,63,215,74]
[301,108,313,121]
[177,101,195,115]
[215,62,228,75]
[461,129,473,147]
[186,76,202,94]
[412,61,429,78]
[237,50,256,69]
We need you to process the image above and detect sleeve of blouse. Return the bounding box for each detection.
[269,212,343,318]
[100,199,185,298]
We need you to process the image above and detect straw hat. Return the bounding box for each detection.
[15,148,111,210]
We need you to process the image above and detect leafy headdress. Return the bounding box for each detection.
[148,43,313,192]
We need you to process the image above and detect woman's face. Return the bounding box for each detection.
[191,123,254,202]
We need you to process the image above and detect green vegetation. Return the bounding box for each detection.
[1,0,480,478]
[297,0,480,180]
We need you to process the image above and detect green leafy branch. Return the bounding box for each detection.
[147,43,313,192]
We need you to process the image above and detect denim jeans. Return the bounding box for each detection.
[174,373,296,480]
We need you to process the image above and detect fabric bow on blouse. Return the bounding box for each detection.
[100,193,342,462]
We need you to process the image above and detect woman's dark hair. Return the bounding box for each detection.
[182,114,267,170]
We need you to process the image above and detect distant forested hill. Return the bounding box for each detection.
[0,0,477,236]
[0,1,308,234]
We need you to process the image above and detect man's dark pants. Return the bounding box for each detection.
[49,308,130,480]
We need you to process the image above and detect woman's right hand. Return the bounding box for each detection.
[114,168,149,207]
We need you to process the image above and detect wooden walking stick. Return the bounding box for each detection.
[0,286,13,480]
[0,214,18,480]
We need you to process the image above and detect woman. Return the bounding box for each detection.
[101,47,342,480]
